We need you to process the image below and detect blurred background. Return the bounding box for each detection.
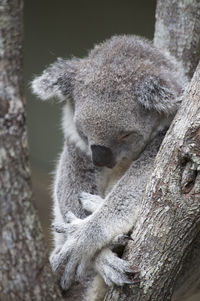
[24,0,157,248]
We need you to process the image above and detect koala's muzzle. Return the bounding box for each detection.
[91,145,116,168]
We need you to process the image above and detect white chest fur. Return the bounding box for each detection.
[98,159,132,197]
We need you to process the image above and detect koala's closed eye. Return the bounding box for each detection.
[119,131,138,141]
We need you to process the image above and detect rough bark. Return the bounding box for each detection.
[154,0,200,78]
[155,1,200,299]
[105,0,200,300]
[154,1,200,300]
[172,236,200,301]
[105,58,200,301]
[0,1,63,300]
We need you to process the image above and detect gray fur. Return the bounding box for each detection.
[32,35,188,300]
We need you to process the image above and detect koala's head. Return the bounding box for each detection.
[32,35,187,168]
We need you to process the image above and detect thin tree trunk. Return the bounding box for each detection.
[0,1,63,300]
[105,0,200,300]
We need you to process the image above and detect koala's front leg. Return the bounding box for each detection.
[54,142,98,219]
[51,211,135,289]
[50,141,99,285]
[50,149,151,288]
[80,192,136,286]
[52,141,98,248]
[54,190,135,287]
[51,135,160,289]
[50,211,107,289]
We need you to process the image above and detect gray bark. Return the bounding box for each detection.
[0,1,63,300]
[105,0,200,300]
[104,55,200,301]
[155,2,200,299]
[154,0,200,78]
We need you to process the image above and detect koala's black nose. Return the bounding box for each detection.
[91,145,116,168]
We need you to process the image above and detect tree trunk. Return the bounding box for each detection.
[105,62,200,301]
[154,0,200,78]
[154,2,200,300]
[0,1,63,300]
[105,0,200,300]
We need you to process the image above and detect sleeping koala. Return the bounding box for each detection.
[32,35,187,300]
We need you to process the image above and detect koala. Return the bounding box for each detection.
[32,35,188,301]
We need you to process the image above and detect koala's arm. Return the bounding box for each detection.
[87,135,161,241]
[31,58,97,221]
[53,141,98,222]
[52,140,98,251]
[51,133,164,288]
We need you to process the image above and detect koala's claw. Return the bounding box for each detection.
[95,249,137,287]
[50,243,70,273]
[52,210,79,234]
[110,234,133,247]
[52,222,68,233]
[52,211,82,234]
[102,261,135,286]
[49,246,62,268]
[50,214,95,290]
[60,256,78,290]
[80,192,104,213]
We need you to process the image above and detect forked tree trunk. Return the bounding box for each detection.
[105,0,200,300]
[0,1,62,300]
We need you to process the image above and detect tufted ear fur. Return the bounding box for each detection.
[135,75,182,115]
[31,58,78,101]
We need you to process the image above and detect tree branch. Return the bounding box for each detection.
[0,1,63,300]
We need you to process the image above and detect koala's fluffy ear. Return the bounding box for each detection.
[31,58,78,101]
[135,75,181,115]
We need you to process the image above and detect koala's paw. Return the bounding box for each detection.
[80,192,104,213]
[95,248,136,286]
[110,234,133,247]
[50,211,95,290]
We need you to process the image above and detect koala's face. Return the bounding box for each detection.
[74,81,163,168]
